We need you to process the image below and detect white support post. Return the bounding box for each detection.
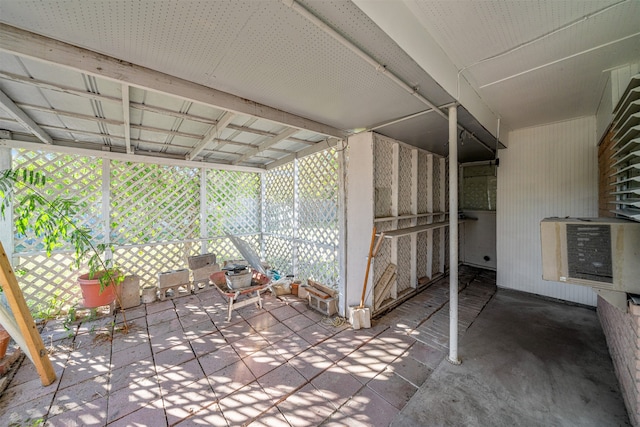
[410,149,418,289]
[0,146,13,259]
[200,168,208,254]
[260,171,266,261]
[390,142,399,300]
[337,141,347,316]
[102,160,111,260]
[426,154,433,279]
[439,157,446,274]
[292,159,299,277]
[448,105,461,365]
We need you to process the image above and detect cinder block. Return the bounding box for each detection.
[308,293,337,316]
[118,275,141,309]
[192,264,220,284]
[158,269,190,289]
[188,253,217,270]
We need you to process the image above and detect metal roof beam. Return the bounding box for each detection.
[0,137,265,173]
[266,138,341,170]
[233,128,298,165]
[122,84,132,154]
[186,112,236,161]
[0,89,52,144]
[0,23,347,139]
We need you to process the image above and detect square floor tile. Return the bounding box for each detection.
[367,369,418,409]
[337,386,399,427]
[310,365,363,410]
[243,346,287,379]
[257,363,307,404]
[288,347,334,381]
[270,305,300,322]
[277,383,335,427]
[218,381,273,426]
[189,331,226,357]
[207,359,256,400]
[198,344,240,376]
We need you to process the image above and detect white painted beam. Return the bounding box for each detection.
[0,89,52,144]
[121,84,132,154]
[0,138,265,173]
[352,0,506,147]
[265,138,340,170]
[186,112,236,161]
[234,128,298,165]
[0,24,347,139]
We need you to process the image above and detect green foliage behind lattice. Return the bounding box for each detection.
[110,162,200,244]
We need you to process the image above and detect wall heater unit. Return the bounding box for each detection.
[541,217,640,309]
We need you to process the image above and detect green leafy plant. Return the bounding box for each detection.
[0,168,128,331]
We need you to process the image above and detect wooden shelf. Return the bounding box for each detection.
[379,219,466,238]
[374,212,447,223]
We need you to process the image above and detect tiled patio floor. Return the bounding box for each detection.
[0,267,496,426]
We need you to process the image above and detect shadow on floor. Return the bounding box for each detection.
[0,268,628,426]
[392,289,630,427]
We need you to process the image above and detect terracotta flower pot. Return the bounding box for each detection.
[77,271,117,308]
[0,326,10,359]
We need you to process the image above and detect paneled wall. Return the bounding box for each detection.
[345,132,448,315]
[497,116,598,306]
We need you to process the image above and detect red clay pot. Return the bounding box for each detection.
[77,271,117,308]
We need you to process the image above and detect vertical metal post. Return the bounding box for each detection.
[448,105,461,365]
[200,168,208,254]
[292,160,299,277]
[102,160,111,260]
[337,141,348,316]
[0,146,13,258]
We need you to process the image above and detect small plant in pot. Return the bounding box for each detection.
[0,168,129,332]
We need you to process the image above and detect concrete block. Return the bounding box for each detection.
[158,269,190,289]
[630,302,640,317]
[192,264,220,284]
[308,293,337,316]
[188,253,216,270]
[118,275,141,309]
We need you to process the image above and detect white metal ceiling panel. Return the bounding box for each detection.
[407,0,621,69]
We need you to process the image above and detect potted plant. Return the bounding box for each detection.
[0,168,128,331]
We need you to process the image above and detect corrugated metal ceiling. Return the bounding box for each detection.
[0,0,638,167]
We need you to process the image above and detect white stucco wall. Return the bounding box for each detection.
[497,116,598,306]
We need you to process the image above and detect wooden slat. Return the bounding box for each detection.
[0,241,56,386]
[374,264,397,310]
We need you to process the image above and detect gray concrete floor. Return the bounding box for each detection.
[392,289,630,427]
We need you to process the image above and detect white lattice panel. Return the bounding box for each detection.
[264,163,294,236]
[264,236,293,276]
[206,170,260,237]
[114,242,193,287]
[432,157,441,213]
[396,235,412,292]
[297,149,339,246]
[205,235,260,264]
[296,241,337,286]
[416,232,428,279]
[432,228,442,275]
[111,161,200,244]
[374,138,393,218]
[13,252,82,312]
[398,146,412,216]
[372,235,392,298]
[13,150,103,252]
[417,152,430,214]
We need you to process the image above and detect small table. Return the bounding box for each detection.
[210,271,272,321]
